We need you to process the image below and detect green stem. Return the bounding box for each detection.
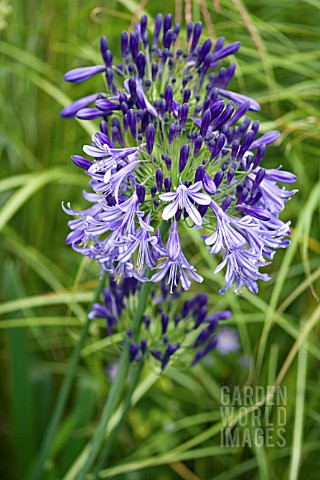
[76,282,153,480]
[93,361,144,479]
[76,347,130,480]
[32,271,108,480]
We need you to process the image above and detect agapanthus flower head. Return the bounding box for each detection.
[89,275,231,369]
[62,13,296,294]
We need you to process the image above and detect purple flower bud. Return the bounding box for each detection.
[127,109,136,138]
[193,326,213,348]
[161,344,177,369]
[200,109,211,137]
[251,120,260,136]
[210,100,225,119]
[71,155,91,170]
[191,22,202,52]
[238,130,255,157]
[151,349,162,362]
[221,196,233,211]
[212,41,241,62]
[104,49,113,67]
[200,52,214,76]
[191,349,206,366]
[146,123,155,154]
[142,32,148,49]
[128,64,135,76]
[143,315,151,329]
[151,62,159,82]
[64,65,106,83]
[195,166,205,183]
[227,168,235,184]
[151,185,157,197]
[156,168,163,192]
[203,172,216,194]
[141,338,147,355]
[106,67,114,90]
[182,75,189,88]
[112,126,118,144]
[179,103,189,127]
[121,31,129,57]
[194,135,203,157]
[130,32,139,63]
[226,101,250,127]
[210,133,226,158]
[214,171,224,187]
[250,131,280,149]
[238,117,251,137]
[136,51,146,78]
[129,342,139,361]
[196,38,212,67]
[118,100,127,114]
[165,85,173,112]
[186,22,193,42]
[162,155,172,171]
[161,314,169,334]
[76,108,105,120]
[136,184,146,203]
[173,23,180,39]
[253,144,266,169]
[215,103,234,129]
[252,168,265,190]
[214,36,225,53]
[140,15,148,36]
[61,93,101,118]
[183,88,191,104]
[100,36,109,63]
[194,306,208,328]
[204,337,218,355]
[237,204,271,221]
[163,29,173,49]
[164,176,172,191]
[179,144,190,173]
[153,13,163,45]
[206,311,232,323]
[223,62,236,87]
[163,13,172,35]
[95,98,117,112]
[169,123,176,144]
[231,140,240,159]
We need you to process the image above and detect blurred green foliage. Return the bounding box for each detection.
[0,0,320,479]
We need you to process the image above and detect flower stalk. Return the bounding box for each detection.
[33,271,108,480]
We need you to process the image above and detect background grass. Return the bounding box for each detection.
[1,0,320,479]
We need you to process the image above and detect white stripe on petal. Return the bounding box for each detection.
[162,198,179,220]
[159,192,177,202]
[185,198,202,225]
[188,191,211,205]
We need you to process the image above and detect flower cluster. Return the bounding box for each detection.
[89,275,231,369]
[62,13,297,294]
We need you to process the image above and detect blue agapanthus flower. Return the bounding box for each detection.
[62,13,297,294]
